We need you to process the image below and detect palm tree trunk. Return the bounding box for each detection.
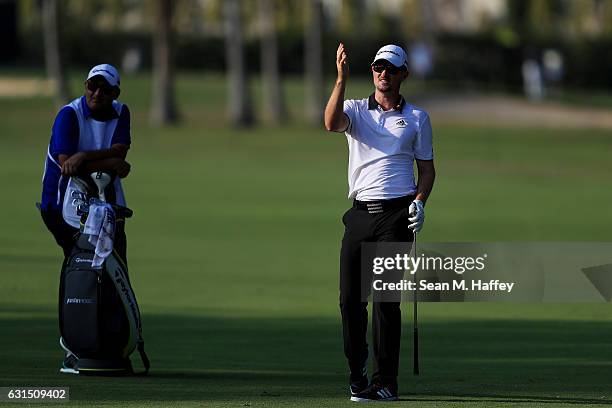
[258,0,286,124]
[150,0,178,125]
[41,0,70,108]
[304,0,323,125]
[224,0,254,127]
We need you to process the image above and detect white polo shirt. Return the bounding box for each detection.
[343,94,433,201]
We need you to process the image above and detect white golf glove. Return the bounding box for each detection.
[408,199,425,233]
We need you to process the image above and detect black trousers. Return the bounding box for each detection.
[41,209,128,264]
[339,195,414,387]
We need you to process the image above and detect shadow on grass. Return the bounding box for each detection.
[0,306,610,405]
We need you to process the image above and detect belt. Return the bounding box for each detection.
[353,195,415,214]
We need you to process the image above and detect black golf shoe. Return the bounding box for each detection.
[350,375,369,397]
[349,362,369,397]
[350,382,398,402]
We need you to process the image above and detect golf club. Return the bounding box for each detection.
[91,171,112,202]
[412,228,419,375]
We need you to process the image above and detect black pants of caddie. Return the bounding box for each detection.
[339,195,414,387]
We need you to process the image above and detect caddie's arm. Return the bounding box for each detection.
[415,159,435,204]
[60,143,129,176]
[324,42,350,132]
[83,157,131,178]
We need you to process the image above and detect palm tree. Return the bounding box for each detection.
[224,0,254,127]
[258,0,286,124]
[41,0,70,108]
[150,0,178,125]
[304,0,323,125]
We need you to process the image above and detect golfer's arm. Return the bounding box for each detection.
[324,80,349,132]
[415,159,435,204]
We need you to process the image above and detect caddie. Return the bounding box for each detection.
[39,63,132,373]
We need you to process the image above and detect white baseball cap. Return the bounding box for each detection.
[86,64,120,88]
[371,45,408,70]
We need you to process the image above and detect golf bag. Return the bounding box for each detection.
[58,174,150,375]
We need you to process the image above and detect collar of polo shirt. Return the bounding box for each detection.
[367,93,406,112]
[80,95,119,120]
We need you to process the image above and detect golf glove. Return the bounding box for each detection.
[408,199,425,233]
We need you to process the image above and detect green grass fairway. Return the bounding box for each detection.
[0,73,611,407]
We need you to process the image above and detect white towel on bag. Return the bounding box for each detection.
[83,203,116,268]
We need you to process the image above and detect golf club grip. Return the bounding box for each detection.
[413,327,419,375]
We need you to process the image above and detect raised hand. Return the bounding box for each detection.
[336,42,349,82]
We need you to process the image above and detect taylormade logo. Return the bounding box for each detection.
[113,267,140,326]
[66,298,96,304]
[75,257,94,263]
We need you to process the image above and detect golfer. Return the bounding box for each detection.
[324,43,435,401]
[39,64,132,373]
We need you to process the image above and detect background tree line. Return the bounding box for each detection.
[3,0,612,127]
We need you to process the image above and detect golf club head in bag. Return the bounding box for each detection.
[71,172,130,223]
[91,171,112,202]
